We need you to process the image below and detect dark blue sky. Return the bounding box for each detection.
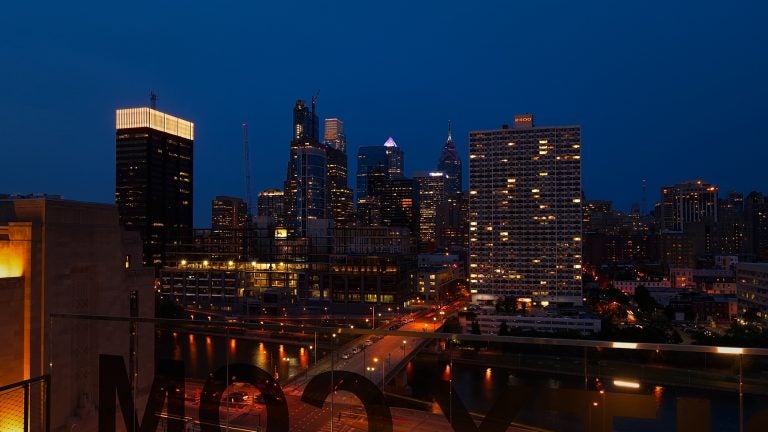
[1,1,766,226]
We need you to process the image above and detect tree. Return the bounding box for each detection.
[634,285,658,315]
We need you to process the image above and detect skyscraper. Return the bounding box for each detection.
[660,180,718,232]
[414,172,447,252]
[436,121,465,251]
[324,118,346,152]
[437,121,462,195]
[211,196,248,259]
[356,137,404,200]
[283,98,323,237]
[469,114,582,306]
[115,107,194,265]
[324,118,354,226]
[295,146,328,236]
[379,177,415,230]
[257,188,285,227]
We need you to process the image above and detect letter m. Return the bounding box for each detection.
[99,354,185,432]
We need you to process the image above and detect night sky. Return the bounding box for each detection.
[1,1,766,226]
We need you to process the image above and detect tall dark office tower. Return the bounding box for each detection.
[379,177,415,230]
[660,181,718,232]
[469,114,582,306]
[115,107,194,266]
[296,146,327,236]
[324,118,353,226]
[414,172,447,252]
[436,121,464,251]
[284,98,322,237]
[211,196,248,259]
[437,121,462,195]
[744,192,768,260]
[257,188,285,226]
[356,137,404,200]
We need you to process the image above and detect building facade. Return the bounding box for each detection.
[356,138,404,200]
[414,172,447,252]
[437,121,462,196]
[660,181,718,233]
[283,99,321,237]
[324,118,354,226]
[469,114,582,306]
[115,107,194,265]
[0,198,154,431]
[257,188,285,227]
[211,196,248,260]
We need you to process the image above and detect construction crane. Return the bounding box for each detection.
[243,123,253,217]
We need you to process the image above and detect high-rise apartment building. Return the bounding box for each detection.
[469,114,582,305]
[324,118,354,226]
[437,121,462,195]
[660,181,718,233]
[211,196,248,259]
[115,107,194,265]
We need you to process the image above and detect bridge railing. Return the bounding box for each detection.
[46,313,768,432]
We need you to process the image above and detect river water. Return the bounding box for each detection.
[158,329,767,431]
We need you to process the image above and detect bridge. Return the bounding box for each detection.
[284,313,447,392]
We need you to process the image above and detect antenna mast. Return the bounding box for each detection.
[641,179,647,215]
[150,91,158,109]
[243,123,253,217]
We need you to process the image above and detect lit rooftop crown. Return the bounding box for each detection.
[116,107,194,140]
[383,137,398,147]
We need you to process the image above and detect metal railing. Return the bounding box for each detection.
[49,313,768,432]
[0,375,50,432]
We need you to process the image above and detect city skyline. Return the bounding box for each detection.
[1,2,766,227]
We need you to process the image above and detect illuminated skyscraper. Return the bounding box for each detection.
[324,118,346,152]
[115,107,194,265]
[257,188,285,227]
[324,118,353,225]
[283,98,323,237]
[469,114,582,305]
[211,196,248,259]
[414,172,447,252]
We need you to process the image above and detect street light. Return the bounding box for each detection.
[401,340,407,360]
[373,357,383,384]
